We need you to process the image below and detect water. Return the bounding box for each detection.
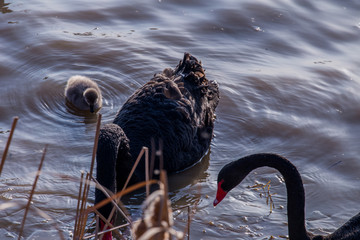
[1,0,360,239]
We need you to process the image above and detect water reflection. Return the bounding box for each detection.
[169,150,210,192]
[1,0,360,239]
[65,100,100,124]
[118,150,210,208]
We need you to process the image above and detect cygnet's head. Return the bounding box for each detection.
[83,88,100,113]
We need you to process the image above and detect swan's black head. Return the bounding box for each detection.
[84,88,99,113]
[214,159,250,206]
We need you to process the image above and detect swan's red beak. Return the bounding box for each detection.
[100,220,113,240]
[213,179,227,206]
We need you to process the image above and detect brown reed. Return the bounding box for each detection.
[18,145,47,240]
[132,170,185,240]
[89,113,102,178]
[95,215,99,240]
[73,113,102,240]
[159,170,169,223]
[76,126,187,240]
[97,146,149,238]
[145,146,150,197]
[0,116,19,176]
[73,171,85,240]
[187,206,191,240]
[78,172,90,239]
[91,176,131,223]
[185,185,201,240]
[72,122,137,239]
[86,179,159,216]
[76,179,158,240]
[121,146,149,194]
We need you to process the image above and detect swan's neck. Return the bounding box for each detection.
[95,129,118,216]
[236,154,311,240]
[95,124,132,218]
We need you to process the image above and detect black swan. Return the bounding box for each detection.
[95,53,219,239]
[64,75,102,113]
[213,153,360,240]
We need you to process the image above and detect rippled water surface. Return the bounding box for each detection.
[1,0,360,239]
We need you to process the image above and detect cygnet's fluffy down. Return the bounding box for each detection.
[64,75,102,113]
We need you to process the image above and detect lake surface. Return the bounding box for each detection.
[1,0,360,239]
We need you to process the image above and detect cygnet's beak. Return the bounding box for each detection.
[90,105,95,113]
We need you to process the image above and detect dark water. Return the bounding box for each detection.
[1,0,360,239]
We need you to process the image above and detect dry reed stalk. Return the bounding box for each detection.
[18,145,47,240]
[0,201,66,240]
[159,170,169,227]
[89,113,102,179]
[91,176,131,223]
[159,171,168,201]
[73,172,90,239]
[80,135,157,239]
[160,170,179,239]
[104,147,147,232]
[86,179,159,216]
[95,215,99,240]
[0,202,18,210]
[74,114,102,239]
[172,205,191,238]
[133,172,171,240]
[137,226,184,240]
[133,170,185,240]
[185,186,201,240]
[90,146,150,240]
[73,171,85,240]
[102,147,150,233]
[93,208,115,229]
[145,147,150,197]
[150,138,156,179]
[172,186,201,240]
[79,179,157,240]
[149,138,163,179]
[78,173,91,239]
[158,139,163,172]
[82,210,129,240]
[120,146,148,194]
[187,206,190,240]
[92,208,126,240]
[74,114,133,239]
[0,116,19,176]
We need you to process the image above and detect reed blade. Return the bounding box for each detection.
[0,116,19,176]
[18,145,47,240]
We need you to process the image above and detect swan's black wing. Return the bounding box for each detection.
[113,53,219,176]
